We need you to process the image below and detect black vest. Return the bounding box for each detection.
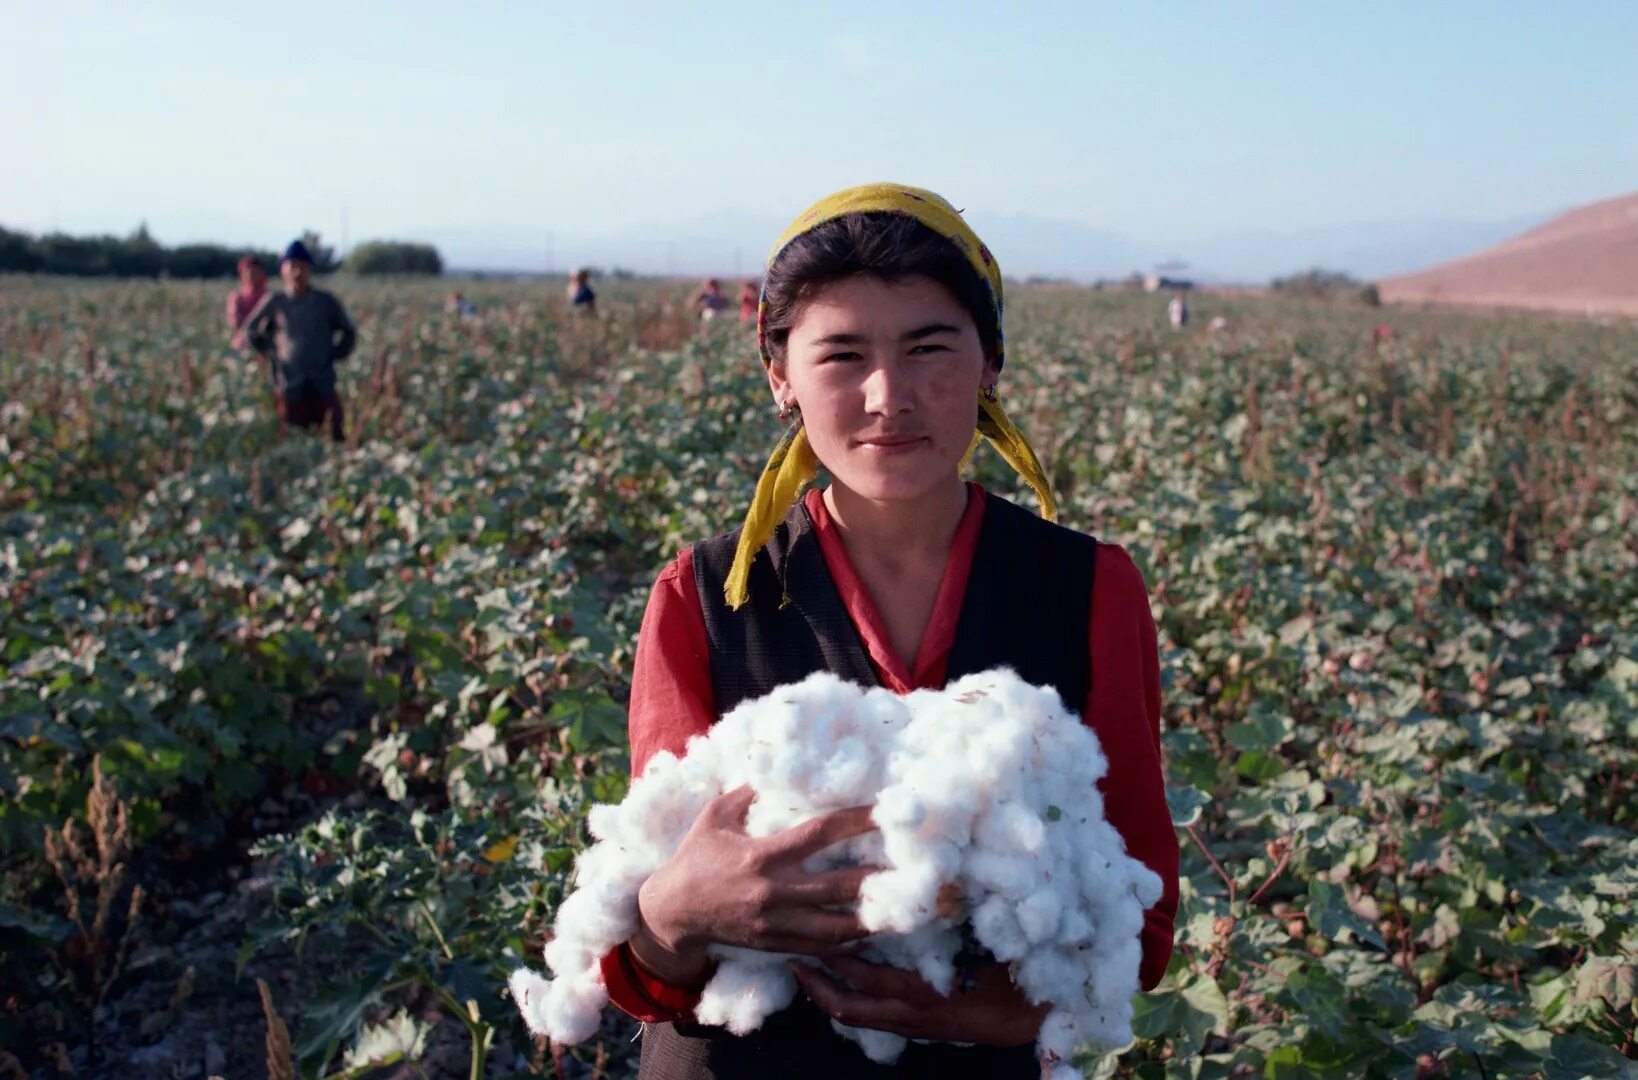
[639,491,1097,1080]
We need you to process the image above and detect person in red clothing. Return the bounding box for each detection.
[226,254,268,351]
[600,184,1179,1078]
[737,278,759,324]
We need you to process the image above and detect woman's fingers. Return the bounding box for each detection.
[755,933,868,958]
[761,804,877,862]
[790,963,919,1035]
[820,954,932,1000]
[770,865,876,906]
[756,905,870,949]
[700,784,756,830]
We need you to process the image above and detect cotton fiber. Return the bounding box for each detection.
[510,668,1163,1078]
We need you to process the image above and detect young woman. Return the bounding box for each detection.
[599,184,1179,1078]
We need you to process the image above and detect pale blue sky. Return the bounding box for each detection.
[5,1,1635,276]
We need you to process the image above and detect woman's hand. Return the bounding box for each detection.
[791,955,1049,1048]
[629,785,878,988]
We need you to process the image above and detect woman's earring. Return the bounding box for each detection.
[982,385,999,403]
[778,401,799,421]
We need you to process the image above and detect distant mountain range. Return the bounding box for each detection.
[1381,192,1638,317]
[431,207,1555,285]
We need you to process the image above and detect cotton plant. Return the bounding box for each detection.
[511,668,1162,1078]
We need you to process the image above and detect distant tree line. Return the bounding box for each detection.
[344,241,443,276]
[0,224,442,279]
[1271,267,1381,306]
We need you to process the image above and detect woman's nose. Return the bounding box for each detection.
[862,359,913,415]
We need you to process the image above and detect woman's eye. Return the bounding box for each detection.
[909,344,950,356]
[823,351,863,363]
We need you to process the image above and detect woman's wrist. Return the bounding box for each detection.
[628,922,714,989]
[631,879,714,988]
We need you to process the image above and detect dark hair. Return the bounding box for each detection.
[761,213,1001,367]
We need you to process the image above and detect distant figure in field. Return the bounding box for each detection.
[738,279,760,324]
[691,277,730,321]
[243,239,357,442]
[1208,315,1229,334]
[1372,323,1395,346]
[567,269,597,314]
[446,290,478,319]
[1167,291,1189,329]
[226,255,268,350]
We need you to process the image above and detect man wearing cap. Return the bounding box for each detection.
[242,240,357,442]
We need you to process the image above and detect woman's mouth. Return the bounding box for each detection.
[855,434,928,454]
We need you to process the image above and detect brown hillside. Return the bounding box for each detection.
[1380,192,1638,317]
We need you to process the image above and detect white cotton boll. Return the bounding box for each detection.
[909,932,959,993]
[852,687,912,742]
[1087,939,1144,1007]
[542,937,597,980]
[695,955,797,1034]
[1089,894,1144,946]
[964,849,1037,900]
[834,1021,908,1065]
[1080,1003,1136,1051]
[1075,846,1121,896]
[585,802,624,843]
[543,975,610,1045]
[971,894,1029,962]
[515,667,1164,1070]
[508,968,554,1037]
[1056,906,1094,947]
[1016,887,1065,946]
[857,855,953,934]
[860,921,961,993]
[1130,863,1164,909]
[811,736,873,800]
[1036,1006,1086,1062]
[573,843,648,894]
[872,785,925,830]
[843,828,888,870]
[974,799,1047,855]
[1017,947,1083,1007]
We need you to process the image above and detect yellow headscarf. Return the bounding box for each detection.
[725,182,1057,609]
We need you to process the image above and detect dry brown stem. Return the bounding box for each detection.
[41,756,144,1013]
[258,978,296,1080]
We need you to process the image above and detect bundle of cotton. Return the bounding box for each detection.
[510,668,1162,1078]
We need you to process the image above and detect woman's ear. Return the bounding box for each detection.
[980,358,1001,396]
[766,361,793,409]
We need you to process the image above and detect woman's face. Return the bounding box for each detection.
[770,274,996,505]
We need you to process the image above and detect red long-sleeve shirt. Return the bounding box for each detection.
[599,484,1179,1021]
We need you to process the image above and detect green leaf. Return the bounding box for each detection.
[1166,783,1210,827]
[1235,750,1287,782]
[1130,977,1226,1055]
[1572,956,1636,1011]
[1225,707,1294,752]
[553,692,627,752]
[443,957,506,1023]
[1543,1033,1632,1079]
[1279,966,1350,1041]
[1307,879,1386,950]
[293,953,397,1068]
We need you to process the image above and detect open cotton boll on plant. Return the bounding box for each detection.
[511,668,1163,1074]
